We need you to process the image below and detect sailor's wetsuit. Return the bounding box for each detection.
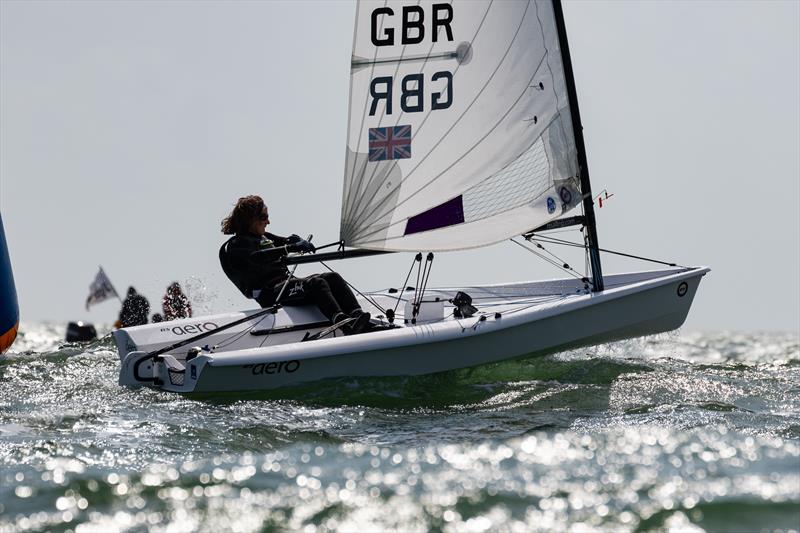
[219,232,360,322]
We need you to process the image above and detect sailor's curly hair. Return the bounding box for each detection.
[221,195,265,235]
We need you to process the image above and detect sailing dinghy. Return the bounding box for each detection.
[116,0,708,394]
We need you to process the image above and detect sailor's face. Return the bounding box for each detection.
[251,206,269,234]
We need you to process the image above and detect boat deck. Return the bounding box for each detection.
[113,268,698,363]
[361,268,690,325]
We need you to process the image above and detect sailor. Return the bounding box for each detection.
[219,195,371,335]
[118,287,150,328]
[162,282,192,321]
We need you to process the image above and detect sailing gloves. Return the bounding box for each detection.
[287,234,316,254]
[295,240,316,253]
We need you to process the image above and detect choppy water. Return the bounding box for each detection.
[1,324,798,532]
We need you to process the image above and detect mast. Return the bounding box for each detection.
[552,0,604,292]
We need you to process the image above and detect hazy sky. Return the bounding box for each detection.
[1,0,798,332]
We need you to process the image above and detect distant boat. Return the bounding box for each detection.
[0,213,19,354]
[116,0,708,394]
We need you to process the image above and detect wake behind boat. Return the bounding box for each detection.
[115,0,709,394]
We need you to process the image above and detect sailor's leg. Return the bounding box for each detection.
[256,279,308,308]
[301,275,344,323]
[318,272,360,314]
[318,272,371,334]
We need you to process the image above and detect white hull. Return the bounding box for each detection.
[117,267,708,394]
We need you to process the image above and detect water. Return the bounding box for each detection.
[1,325,798,532]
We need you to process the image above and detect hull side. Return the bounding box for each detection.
[183,268,706,393]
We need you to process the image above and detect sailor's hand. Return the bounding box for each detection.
[287,234,302,244]
[288,239,315,254]
[296,239,316,253]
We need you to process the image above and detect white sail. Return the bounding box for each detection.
[340,0,583,251]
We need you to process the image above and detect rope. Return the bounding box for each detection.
[532,239,578,273]
[528,234,685,268]
[212,313,274,350]
[257,313,278,348]
[422,254,435,297]
[412,253,424,315]
[319,261,387,315]
[414,253,435,319]
[583,228,590,280]
[510,238,588,284]
[392,255,419,318]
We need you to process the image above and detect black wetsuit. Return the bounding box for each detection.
[219,232,360,321]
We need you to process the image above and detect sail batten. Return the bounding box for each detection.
[341,0,584,252]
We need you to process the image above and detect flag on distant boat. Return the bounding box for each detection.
[368,125,412,162]
[86,266,119,310]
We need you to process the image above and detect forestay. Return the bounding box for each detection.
[341,0,583,252]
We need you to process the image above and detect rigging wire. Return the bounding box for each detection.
[208,313,273,351]
[528,233,685,268]
[319,261,387,316]
[524,236,578,273]
[412,253,435,320]
[413,255,423,302]
[257,314,278,348]
[580,204,590,279]
[420,254,434,299]
[212,259,305,350]
[392,254,420,320]
[510,238,589,284]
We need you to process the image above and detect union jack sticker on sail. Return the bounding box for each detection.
[368,125,411,162]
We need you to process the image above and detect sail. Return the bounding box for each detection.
[0,213,19,354]
[340,0,584,251]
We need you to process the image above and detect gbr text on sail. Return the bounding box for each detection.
[369,4,454,116]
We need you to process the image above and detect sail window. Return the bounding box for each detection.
[404,196,465,235]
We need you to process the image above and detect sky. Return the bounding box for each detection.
[1,0,798,332]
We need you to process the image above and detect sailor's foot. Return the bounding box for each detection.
[365,322,395,333]
[332,312,350,327]
[345,310,371,335]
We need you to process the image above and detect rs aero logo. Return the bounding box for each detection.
[247,360,301,375]
[677,282,688,297]
[161,322,219,335]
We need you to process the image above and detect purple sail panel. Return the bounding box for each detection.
[404,196,465,236]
